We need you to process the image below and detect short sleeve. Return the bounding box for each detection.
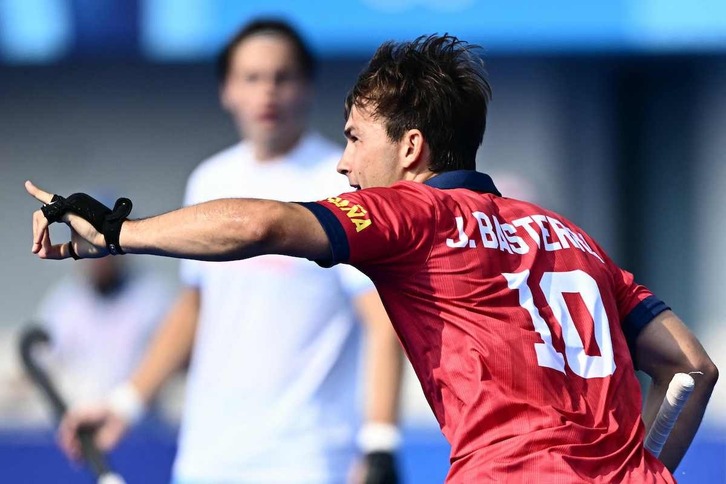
[610,263,670,360]
[298,183,437,277]
[178,167,204,286]
[180,259,203,287]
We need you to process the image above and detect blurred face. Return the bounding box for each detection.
[82,256,124,292]
[221,34,312,153]
[337,105,403,189]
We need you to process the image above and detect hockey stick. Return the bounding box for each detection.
[19,325,126,484]
[643,372,696,457]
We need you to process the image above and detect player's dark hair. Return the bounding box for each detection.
[345,34,492,172]
[216,19,316,82]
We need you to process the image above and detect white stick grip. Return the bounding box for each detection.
[98,473,126,484]
[644,373,695,457]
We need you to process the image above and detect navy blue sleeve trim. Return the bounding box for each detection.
[296,202,350,268]
[622,295,670,368]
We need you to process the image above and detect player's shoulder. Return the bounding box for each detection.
[500,197,611,262]
[342,179,448,202]
[293,132,343,169]
[181,142,251,204]
[39,276,87,307]
[293,132,351,194]
[347,181,438,215]
[301,131,343,157]
[496,194,548,214]
[183,142,250,202]
[528,200,587,232]
[392,179,458,206]
[36,275,94,321]
[187,142,248,185]
[497,195,588,232]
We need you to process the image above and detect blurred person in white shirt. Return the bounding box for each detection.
[59,19,404,484]
[37,256,172,405]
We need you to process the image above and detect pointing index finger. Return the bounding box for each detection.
[25,180,55,205]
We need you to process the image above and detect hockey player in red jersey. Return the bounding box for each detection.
[28,34,717,482]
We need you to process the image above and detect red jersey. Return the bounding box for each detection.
[301,171,674,483]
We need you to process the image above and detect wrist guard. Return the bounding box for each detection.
[364,451,398,484]
[41,193,133,255]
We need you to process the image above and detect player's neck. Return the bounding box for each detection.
[251,130,305,162]
[403,168,437,184]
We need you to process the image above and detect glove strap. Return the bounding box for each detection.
[103,198,133,255]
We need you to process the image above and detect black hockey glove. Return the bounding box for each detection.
[41,193,133,255]
[364,451,399,484]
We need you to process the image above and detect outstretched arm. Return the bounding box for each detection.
[636,310,719,471]
[26,181,331,262]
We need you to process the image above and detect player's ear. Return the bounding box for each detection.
[399,129,427,170]
[219,83,232,111]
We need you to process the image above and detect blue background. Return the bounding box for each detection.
[2,0,726,63]
[0,425,723,483]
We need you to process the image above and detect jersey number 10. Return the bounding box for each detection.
[504,269,616,379]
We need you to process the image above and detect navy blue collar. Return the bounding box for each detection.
[423,170,501,196]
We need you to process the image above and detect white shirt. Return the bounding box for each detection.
[37,269,172,405]
[173,133,373,483]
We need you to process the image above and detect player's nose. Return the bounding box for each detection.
[336,156,349,176]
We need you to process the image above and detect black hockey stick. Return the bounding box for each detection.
[19,325,126,484]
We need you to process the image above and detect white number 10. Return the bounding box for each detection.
[503,270,616,379]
